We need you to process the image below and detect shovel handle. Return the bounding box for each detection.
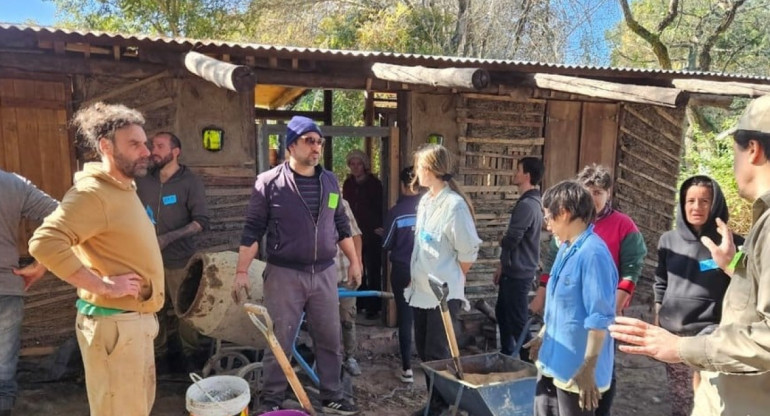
[244,303,272,334]
[244,303,317,416]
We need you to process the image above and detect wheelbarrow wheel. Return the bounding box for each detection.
[237,362,264,404]
[203,351,251,376]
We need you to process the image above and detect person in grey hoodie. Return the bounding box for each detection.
[653,175,744,416]
[0,170,58,415]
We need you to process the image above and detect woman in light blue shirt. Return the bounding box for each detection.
[527,180,617,416]
[406,144,481,416]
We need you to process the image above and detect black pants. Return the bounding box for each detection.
[595,369,616,416]
[496,275,532,361]
[390,262,413,371]
[535,375,594,416]
[413,300,462,414]
[357,235,383,313]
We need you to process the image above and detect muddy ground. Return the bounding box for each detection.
[14,307,670,415]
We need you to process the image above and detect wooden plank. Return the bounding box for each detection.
[618,126,679,163]
[672,78,770,97]
[618,163,677,192]
[459,167,519,176]
[543,101,581,188]
[460,151,525,160]
[458,137,545,146]
[614,193,674,223]
[623,106,680,146]
[531,74,681,107]
[461,185,519,193]
[620,145,671,173]
[83,70,170,106]
[616,178,676,212]
[0,97,68,110]
[653,106,684,129]
[461,92,545,103]
[579,102,618,170]
[138,97,174,112]
[457,117,543,128]
[456,108,544,118]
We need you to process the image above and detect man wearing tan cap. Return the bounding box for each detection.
[610,95,770,416]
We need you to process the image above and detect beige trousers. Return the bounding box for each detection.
[76,312,159,416]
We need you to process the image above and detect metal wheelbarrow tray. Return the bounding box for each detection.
[420,352,537,416]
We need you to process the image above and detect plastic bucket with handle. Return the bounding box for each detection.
[186,374,250,416]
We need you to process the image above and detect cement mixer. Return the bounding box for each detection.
[175,251,268,349]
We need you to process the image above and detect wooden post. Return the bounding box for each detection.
[531,74,682,108]
[672,79,770,97]
[183,51,257,92]
[371,63,490,90]
[323,90,334,169]
[385,126,400,328]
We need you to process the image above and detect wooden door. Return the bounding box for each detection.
[0,77,74,254]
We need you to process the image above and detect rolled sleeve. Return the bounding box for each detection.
[447,205,481,263]
[582,250,617,330]
[240,179,269,247]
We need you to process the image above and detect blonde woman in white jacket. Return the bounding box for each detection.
[406,144,481,416]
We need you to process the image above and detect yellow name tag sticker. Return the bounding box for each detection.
[328,192,339,209]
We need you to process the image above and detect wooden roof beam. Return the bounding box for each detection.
[672,78,770,97]
[371,62,490,90]
[529,73,682,108]
[184,51,257,92]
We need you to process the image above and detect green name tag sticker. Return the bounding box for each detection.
[328,192,339,209]
[728,251,745,271]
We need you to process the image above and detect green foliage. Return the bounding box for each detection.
[607,0,770,74]
[47,0,251,38]
[316,2,455,55]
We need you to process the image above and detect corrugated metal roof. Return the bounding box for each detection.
[2,23,770,83]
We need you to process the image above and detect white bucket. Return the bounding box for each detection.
[186,375,251,416]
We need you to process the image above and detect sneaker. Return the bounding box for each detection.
[343,356,362,376]
[400,368,414,383]
[322,399,359,415]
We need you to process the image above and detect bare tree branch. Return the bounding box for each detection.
[697,0,747,71]
[656,0,679,32]
[618,0,672,68]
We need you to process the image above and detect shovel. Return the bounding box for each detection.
[428,276,464,380]
[244,303,317,416]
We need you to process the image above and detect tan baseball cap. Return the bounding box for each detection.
[736,95,770,133]
[716,95,770,140]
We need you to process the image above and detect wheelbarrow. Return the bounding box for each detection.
[421,352,537,416]
[420,316,539,416]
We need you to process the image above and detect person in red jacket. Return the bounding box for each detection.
[530,164,647,416]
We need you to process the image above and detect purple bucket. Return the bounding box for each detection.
[259,411,309,416]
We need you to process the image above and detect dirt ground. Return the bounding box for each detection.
[14,308,671,416]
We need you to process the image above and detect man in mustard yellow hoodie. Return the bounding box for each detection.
[29,102,163,416]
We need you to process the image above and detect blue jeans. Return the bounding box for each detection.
[0,296,23,411]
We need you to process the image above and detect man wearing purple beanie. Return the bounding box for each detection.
[233,116,362,415]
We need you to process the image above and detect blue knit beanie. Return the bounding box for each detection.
[286,116,323,148]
